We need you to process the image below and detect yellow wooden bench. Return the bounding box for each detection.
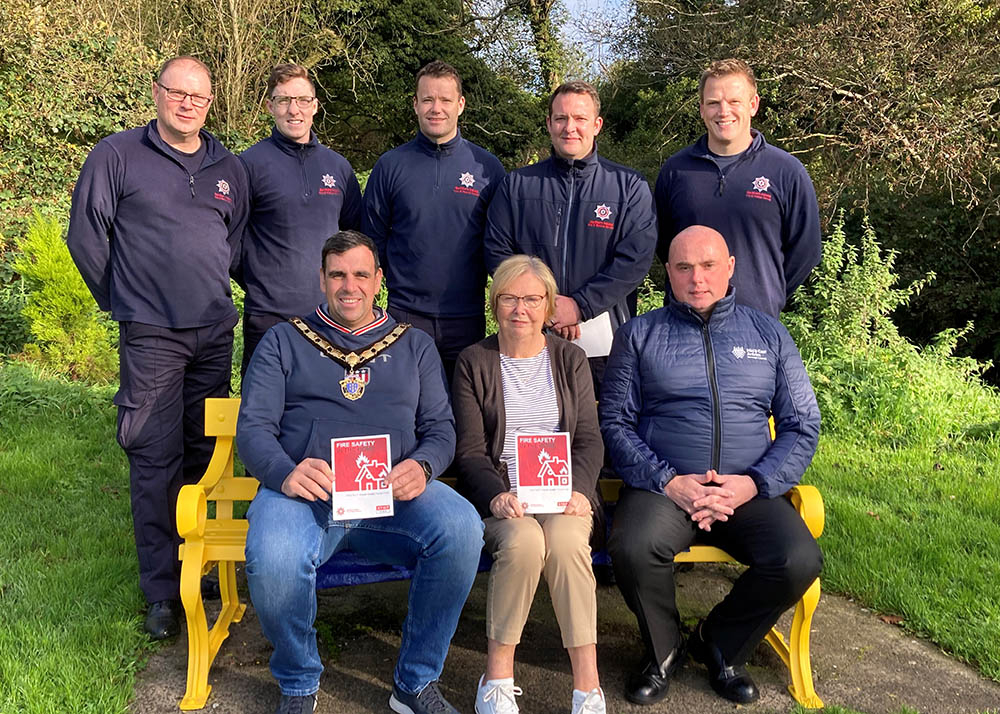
[175,397,824,710]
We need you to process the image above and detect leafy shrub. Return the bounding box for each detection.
[12,212,117,383]
[784,214,999,447]
[0,276,30,355]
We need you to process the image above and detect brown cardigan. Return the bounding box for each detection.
[452,333,604,521]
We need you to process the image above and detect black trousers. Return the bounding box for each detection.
[387,306,485,386]
[608,487,822,667]
[116,319,235,603]
[241,312,285,378]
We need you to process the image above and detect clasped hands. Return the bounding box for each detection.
[547,295,583,341]
[664,470,758,531]
[280,456,427,502]
[490,490,591,519]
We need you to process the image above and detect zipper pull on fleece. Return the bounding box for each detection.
[189,174,195,197]
[718,172,726,196]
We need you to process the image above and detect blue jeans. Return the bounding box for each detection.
[245,481,484,696]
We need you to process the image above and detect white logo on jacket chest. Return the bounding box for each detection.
[732,345,768,361]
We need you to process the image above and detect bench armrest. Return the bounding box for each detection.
[787,484,824,539]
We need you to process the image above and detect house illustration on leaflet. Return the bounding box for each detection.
[355,453,390,491]
[536,448,570,486]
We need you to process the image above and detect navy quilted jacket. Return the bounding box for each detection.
[599,292,819,498]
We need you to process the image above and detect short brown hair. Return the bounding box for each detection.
[321,230,380,272]
[490,255,558,322]
[157,56,212,84]
[698,59,757,102]
[415,60,463,97]
[548,81,601,117]
[266,63,314,97]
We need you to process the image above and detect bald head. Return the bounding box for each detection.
[667,225,735,319]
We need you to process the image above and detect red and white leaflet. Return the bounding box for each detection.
[330,434,394,520]
[515,432,572,514]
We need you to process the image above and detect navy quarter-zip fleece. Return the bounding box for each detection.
[654,131,821,317]
[67,120,249,328]
[362,130,505,318]
[240,128,362,318]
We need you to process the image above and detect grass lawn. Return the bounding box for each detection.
[806,432,1000,680]
[0,364,149,713]
[1,362,998,713]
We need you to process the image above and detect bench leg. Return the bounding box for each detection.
[179,545,212,711]
[786,577,823,708]
[219,559,246,624]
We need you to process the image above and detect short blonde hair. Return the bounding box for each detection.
[698,59,757,102]
[490,255,557,322]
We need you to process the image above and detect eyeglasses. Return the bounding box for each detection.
[156,82,212,108]
[271,95,317,109]
[497,294,546,309]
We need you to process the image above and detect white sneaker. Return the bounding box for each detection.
[475,675,522,714]
[571,688,606,714]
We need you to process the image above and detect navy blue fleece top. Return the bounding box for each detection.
[237,307,455,494]
[654,131,822,317]
[67,120,249,328]
[240,128,362,317]
[362,130,505,318]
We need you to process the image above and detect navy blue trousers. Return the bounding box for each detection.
[241,312,285,378]
[115,319,235,603]
[387,306,484,386]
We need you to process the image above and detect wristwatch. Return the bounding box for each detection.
[418,460,432,481]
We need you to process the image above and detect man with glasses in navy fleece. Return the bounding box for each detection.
[67,56,249,641]
[239,63,362,374]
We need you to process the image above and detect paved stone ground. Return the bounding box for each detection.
[131,565,1000,714]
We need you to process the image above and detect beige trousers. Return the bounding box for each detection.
[483,513,597,648]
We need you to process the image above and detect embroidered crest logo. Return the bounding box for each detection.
[732,345,746,359]
[321,174,337,188]
[588,203,615,230]
[746,176,773,202]
[340,367,371,401]
[216,179,230,195]
[454,171,480,196]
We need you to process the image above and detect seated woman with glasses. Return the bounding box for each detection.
[453,255,606,714]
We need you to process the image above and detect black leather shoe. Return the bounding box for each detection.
[625,645,685,705]
[688,621,760,703]
[144,599,182,640]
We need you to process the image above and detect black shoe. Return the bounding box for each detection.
[201,575,221,600]
[144,599,182,640]
[624,645,685,705]
[688,621,759,703]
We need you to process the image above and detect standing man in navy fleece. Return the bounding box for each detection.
[239,63,362,373]
[655,59,822,317]
[363,60,505,382]
[238,231,482,714]
[67,56,248,640]
[484,80,657,389]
